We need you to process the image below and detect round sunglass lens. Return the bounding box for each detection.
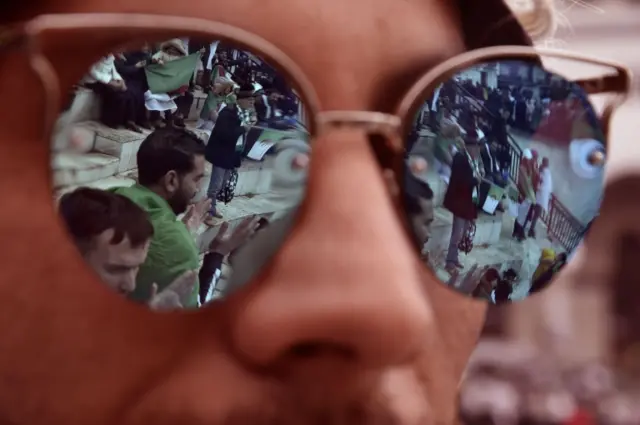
[405,59,604,303]
[51,38,309,309]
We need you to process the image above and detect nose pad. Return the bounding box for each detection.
[230,128,433,370]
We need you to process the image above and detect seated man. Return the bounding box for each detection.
[111,128,223,307]
[58,187,199,310]
[82,53,144,132]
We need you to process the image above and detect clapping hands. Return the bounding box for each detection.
[148,270,198,311]
[182,198,213,234]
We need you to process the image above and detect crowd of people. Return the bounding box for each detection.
[404,61,601,302]
[56,40,309,308]
[75,39,301,133]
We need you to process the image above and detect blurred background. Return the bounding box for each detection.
[460,2,640,424]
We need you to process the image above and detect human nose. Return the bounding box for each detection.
[230,128,434,370]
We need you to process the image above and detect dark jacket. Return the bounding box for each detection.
[205,106,244,170]
[489,115,509,145]
[115,51,150,92]
[198,252,224,304]
[480,143,499,176]
[443,151,478,221]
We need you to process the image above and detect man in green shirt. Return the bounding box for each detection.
[112,127,207,308]
[59,186,198,310]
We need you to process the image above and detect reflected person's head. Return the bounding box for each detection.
[405,172,435,245]
[236,84,256,110]
[480,268,501,288]
[0,0,556,424]
[136,127,206,215]
[58,188,154,295]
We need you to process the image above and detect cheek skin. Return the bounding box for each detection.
[411,266,488,422]
[429,280,487,376]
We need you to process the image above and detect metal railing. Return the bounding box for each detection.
[540,196,585,252]
[451,82,587,252]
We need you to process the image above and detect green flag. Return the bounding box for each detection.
[200,92,236,120]
[255,128,308,145]
[145,53,200,94]
[256,129,294,143]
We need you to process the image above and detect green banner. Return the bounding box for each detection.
[145,53,200,94]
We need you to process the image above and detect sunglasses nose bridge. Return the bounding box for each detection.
[315,111,406,170]
[316,110,402,136]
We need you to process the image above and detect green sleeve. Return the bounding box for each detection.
[129,219,201,308]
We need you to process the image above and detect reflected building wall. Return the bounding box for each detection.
[458,65,499,90]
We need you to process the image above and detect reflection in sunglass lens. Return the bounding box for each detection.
[51,38,309,310]
[404,60,604,304]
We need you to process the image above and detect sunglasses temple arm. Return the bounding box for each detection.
[572,74,630,96]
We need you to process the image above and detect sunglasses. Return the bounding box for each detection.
[5,13,632,307]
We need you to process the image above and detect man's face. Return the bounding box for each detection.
[411,197,435,245]
[82,229,150,295]
[6,1,492,424]
[237,96,255,110]
[167,154,206,215]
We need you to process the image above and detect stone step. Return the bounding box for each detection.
[431,237,526,286]
[53,119,276,197]
[53,154,276,203]
[427,212,563,301]
[116,156,276,201]
[72,122,209,175]
[194,192,295,254]
[425,208,504,256]
[231,156,275,197]
[53,175,137,203]
[51,152,120,188]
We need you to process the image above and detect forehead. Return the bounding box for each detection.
[42,0,465,110]
[91,230,149,266]
[189,155,206,177]
[417,198,434,217]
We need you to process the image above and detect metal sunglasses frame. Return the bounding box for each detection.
[3,12,634,271]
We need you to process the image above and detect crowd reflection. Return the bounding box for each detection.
[405,60,604,302]
[52,38,308,308]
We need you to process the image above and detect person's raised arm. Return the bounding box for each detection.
[199,217,260,304]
